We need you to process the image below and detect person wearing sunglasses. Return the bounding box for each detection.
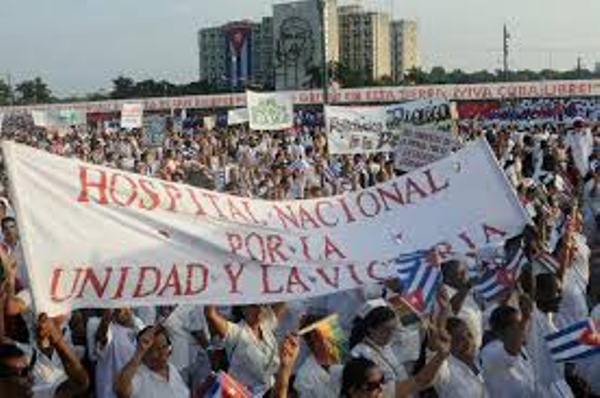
[0,314,89,398]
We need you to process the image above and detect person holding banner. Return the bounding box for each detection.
[204,304,286,395]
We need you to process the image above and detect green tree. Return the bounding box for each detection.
[14,77,52,104]
[110,76,136,99]
[428,66,448,84]
[0,78,12,105]
[404,67,428,85]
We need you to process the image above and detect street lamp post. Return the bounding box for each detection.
[317,0,329,105]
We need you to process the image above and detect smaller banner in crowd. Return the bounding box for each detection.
[3,138,528,315]
[142,115,166,147]
[227,108,249,126]
[325,105,389,154]
[326,99,455,155]
[203,115,217,131]
[120,103,144,129]
[247,90,293,130]
[394,126,462,171]
[31,109,87,128]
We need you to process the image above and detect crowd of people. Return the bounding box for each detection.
[0,102,598,398]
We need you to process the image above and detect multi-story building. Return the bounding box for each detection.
[273,0,339,90]
[338,5,391,82]
[595,62,600,74]
[198,18,274,90]
[391,20,420,82]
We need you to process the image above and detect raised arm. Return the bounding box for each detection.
[37,314,90,398]
[273,334,299,398]
[114,326,154,398]
[204,306,230,339]
[95,309,113,349]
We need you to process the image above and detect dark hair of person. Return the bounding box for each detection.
[299,313,327,346]
[341,357,378,397]
[1,216,16,230]
[349,306,396,348]
[136,325,172,348]
[489,305,519,336]
[445,317,466,336]
[0,343,25,364]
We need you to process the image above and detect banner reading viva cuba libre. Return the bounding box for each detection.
[3,139,528,316]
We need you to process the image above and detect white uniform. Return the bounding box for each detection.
[223,309,280,395]
[480,340,535,398]
[435,355,489,398]
[130,363,189,398]
[294,354,342,398]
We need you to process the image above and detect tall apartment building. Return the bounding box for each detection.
[391,20,420,82]
[338,5,391,82]
[273,0,339,90]
[198,18,274,90]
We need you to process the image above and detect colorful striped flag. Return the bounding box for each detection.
[391,249,443,315]
[205,371,251,398]
[474,247,527,302]
[545,319,600,363]
[299,314,347,364]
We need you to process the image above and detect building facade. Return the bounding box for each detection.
[198,18,274,90]
[391,20,420,82]
[338,5,391,82]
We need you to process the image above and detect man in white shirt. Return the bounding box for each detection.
[528,274,574,397]
[435,317,488,398]
[94,308,144,398]
[441,259,483,346]
[480,304,535,398]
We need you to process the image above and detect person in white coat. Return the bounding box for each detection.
[435,317,489,398]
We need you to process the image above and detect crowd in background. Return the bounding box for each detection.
[0,98,598,398]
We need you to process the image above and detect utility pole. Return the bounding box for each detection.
[576,56,582,78]
[317,0,329,105]
[503,24,510,81]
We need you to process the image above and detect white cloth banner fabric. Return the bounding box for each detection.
[3,139,528,316]
[326,100,455,155]
[227,108,249,125]
[30,110,86,128]
[325,106,389,154]
[120,103,144,129]
[394,126,462,171]
[203,115,216,131]
[247,91,293,130]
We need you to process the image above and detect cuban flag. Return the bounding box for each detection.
[391,250,443,315]
[536,251,560,274]
[545,319,600,362]
[474,248,527,302]
[205,371,251,398]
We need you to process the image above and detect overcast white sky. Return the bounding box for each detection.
[1,0,598,96]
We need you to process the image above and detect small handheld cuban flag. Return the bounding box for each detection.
[545,319,600,363]
[204,371,251,398]
[474,247,527,302]
[391,249,443,315]
[535,250,561,274]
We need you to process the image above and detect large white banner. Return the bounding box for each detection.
[3,139,528,315]
[227,108,249,125]
[120,103,144,129]
[326,100,455,155]
[247,91,293,130]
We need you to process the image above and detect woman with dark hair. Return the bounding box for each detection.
[349,299,453,398]
[114,324,188,398]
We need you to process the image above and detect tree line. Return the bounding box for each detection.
[2,64,600,106]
